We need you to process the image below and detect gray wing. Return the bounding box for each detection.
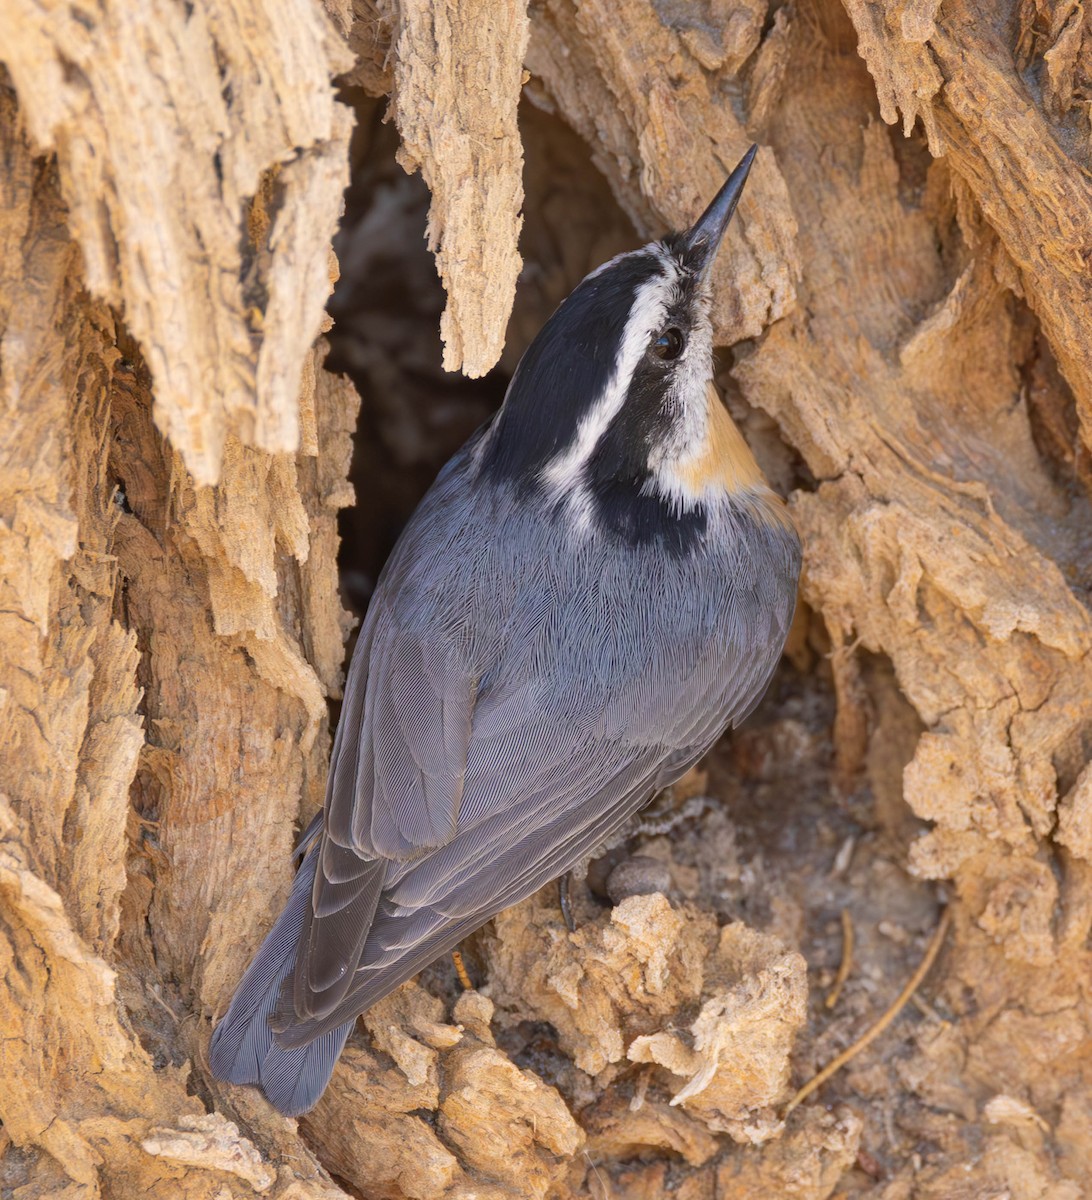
[279,613,477,1025]
[272,583,786,1047]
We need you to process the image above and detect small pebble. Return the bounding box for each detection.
[586,847,629,901]
[606,855,672,905]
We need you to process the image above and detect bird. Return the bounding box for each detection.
[209,145,801,1116]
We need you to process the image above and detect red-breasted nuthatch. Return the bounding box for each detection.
[210,146,801,1115]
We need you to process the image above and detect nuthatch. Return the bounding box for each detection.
[210,146,800,1115]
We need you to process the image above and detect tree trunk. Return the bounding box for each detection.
[1,0,1090,1197]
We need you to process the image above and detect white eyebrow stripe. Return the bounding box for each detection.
[540,270,674,497]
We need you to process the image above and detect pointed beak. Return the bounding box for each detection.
[681,144,758,279]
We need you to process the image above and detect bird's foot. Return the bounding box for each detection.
[558,872,577,933]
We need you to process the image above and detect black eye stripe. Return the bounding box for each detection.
[480,251,668,484]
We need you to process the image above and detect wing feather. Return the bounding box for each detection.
[279,614,478,1023]
[273,749,662,1046]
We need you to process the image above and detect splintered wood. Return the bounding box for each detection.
[389,0,530,377]
[0,71,357,1199]
[842,0,1092,449]
[2,0,1092,1196]
[3,0,353,484]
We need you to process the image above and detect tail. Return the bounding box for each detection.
[209,848,354,1116]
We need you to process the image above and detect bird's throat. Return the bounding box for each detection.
[672,383,764,496]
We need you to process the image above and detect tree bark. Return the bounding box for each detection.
[1,0,1091,1197]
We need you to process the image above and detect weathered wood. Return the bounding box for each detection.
[3,0,353,484]
[0,78,352,1198]
[388,0,529,376]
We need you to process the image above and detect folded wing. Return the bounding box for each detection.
[272,574,787,1046]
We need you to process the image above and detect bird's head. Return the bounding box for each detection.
[479,146,773,551]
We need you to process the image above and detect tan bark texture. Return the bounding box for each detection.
[2,0,1091,1196]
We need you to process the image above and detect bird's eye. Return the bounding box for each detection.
[651,327,685,360]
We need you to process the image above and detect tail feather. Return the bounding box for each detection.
[209,850,354,1116]
[259,1025,354,1116]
